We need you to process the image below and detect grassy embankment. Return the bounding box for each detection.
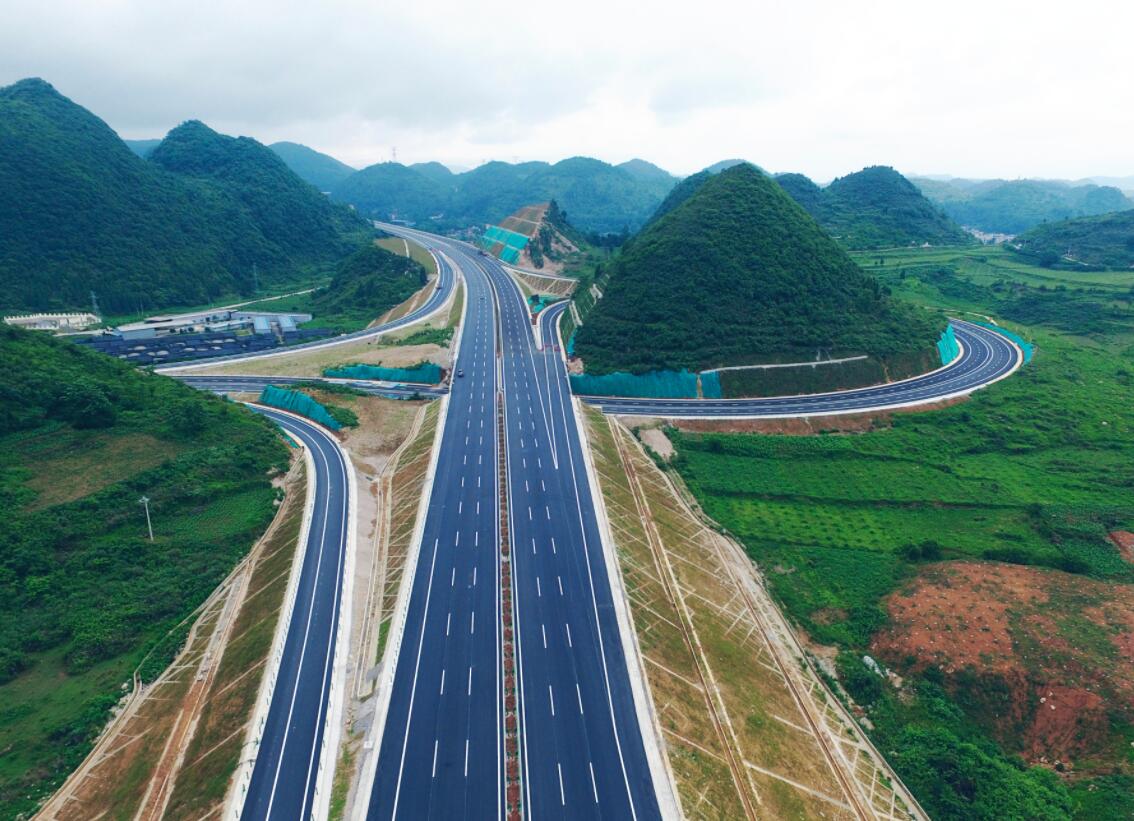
[0,325,288,819]
[666,245,1134,820]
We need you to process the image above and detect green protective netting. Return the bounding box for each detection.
[323,362,444,384]
[500,247,521,264]
[973,321,1034,363]
[482,225,530,252]
[570,370,699,398]
[700,371,723,399]
[258,385,341,430]
[937,324,960,365]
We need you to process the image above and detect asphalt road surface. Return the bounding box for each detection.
[365,230,662,819]
[240,408,351,820]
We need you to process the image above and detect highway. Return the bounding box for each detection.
[179,374,445,400]
[364,230,663,819]
[575,317,1021,417]
[240,407,352,820]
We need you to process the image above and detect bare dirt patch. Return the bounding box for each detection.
[191,338,449,378]
[638,427,674,460]
[1109,531,1134,564]
[872,561,1134,768]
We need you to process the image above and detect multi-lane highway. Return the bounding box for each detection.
[239,407,352,820]
[171,223,1024,821]
[362,232,663,819]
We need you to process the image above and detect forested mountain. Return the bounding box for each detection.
[150,121,365,262]
[643,169,711,228]
[0,78,369,314]
[306,242,428,330]
[776,166,971,249]
[269,140,356,191]
[573,163,942,373]
[913,177,1133,234]
[1012,209,1134,270]
[123,137,160,158]
[330,155,678,233]
[703,158,749,174]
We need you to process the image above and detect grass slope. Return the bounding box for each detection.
[573,163,942,373]
[0,78,368,314]
[0,325,288,818]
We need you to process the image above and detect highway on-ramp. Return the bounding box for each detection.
[239,407,352,821]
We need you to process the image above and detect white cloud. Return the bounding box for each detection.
[1,0,1130,180]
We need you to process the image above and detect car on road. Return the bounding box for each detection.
[457,369,465,377]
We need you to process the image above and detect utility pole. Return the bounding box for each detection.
[139,496,154,541]
[90,290,102,321]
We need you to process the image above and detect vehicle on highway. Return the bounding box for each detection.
[457,368,464,377]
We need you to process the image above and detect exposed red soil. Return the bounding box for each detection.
[1109,531,1134,564]
[872,561,1134,767]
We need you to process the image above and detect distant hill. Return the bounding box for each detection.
[1012,209,1134,270]
[0,78,369,314]
[573,164,942,374]
[703,159,749,174]
[776,166,972,249]
[123,137,161,158]
[306,242,427,331]
[269,141,356,191]
[643,169,712,228]
[409,161,456,186]
[331,155,678,234]
[913,177,1134,234]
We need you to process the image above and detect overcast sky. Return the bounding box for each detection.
[2,0,1130,180]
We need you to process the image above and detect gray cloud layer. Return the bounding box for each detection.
[2,0,1130,179]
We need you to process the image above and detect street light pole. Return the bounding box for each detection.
[139,496,154,542]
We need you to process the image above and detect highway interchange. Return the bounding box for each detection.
[172,226,1023,820]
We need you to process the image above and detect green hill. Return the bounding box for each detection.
[269,141,356,191]
[777,166,972,249]
[1012,209,1134,270]
[0,78,369,314]
[0,323,287,816]
[914,178,1133,234]
[573,164,943,374]
[306,242,428,331]
[151,121,366,263]
[331,155,677,234]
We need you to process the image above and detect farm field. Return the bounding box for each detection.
[665,255,1134,820]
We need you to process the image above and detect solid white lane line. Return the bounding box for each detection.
[590,762,599,802]
[558,764,566,806]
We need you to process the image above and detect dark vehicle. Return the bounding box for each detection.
[457,369,465,377]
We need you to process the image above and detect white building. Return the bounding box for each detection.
[4,312,100,331]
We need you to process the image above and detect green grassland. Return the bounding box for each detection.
[0,325,289,818]
[668,245,1134,820]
